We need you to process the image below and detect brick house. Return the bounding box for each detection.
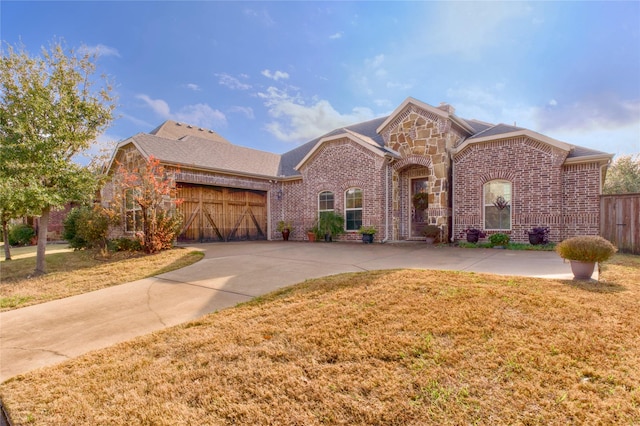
[103,97,613,243]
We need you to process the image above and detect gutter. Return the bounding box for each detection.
[383,154,396,242]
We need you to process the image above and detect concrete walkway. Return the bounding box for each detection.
[0,241,579,382]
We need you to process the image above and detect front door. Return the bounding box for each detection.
[410,177,429,239]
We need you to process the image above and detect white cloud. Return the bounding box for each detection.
[136,94,227,128]
[136,94,171,117]
[78,44,121,58]
[261,69,290,81]
[257,86,374,142]
[186,83,201,91]
[229,106,255,119]
[329,32,343,40]
[216,73,251,90]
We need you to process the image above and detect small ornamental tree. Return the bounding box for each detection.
[112,156,182,254]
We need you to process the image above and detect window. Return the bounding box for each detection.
[345,188,363,231]
[484,180,511,230]
[318,191,334,213]
[125,189,143,233]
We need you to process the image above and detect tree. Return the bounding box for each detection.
[603,154,640,194]
[0,41,115,274]
[112,156,182,254]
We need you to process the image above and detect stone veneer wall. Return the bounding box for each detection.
[381,107,463,240]
[453,136,602,243]
[281,138,387,242]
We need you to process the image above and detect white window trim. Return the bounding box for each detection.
[344,188,363,232]
[318,190,335,213]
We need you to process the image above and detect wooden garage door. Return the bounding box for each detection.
[177,183,267,242]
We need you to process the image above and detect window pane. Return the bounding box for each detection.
[319,191,334,211]
[484,206,511,229]
[345,188,362,209]
[346,210,362,231]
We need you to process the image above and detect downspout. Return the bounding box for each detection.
[450,152,455,243]
[383,155,393,243]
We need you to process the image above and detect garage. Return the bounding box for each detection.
[177,183,267,242]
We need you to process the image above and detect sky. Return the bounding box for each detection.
[2,1,639,162]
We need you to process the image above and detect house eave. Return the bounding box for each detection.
[294,132,386,171]
[452,130,574,154]
[564,153,614,165]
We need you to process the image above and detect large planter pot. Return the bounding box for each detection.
[570,260,595,280]
[281,229,290,241]
[362,234,374,244]
[466,234,479,243]
[425,236,436,244]
[307,232,316,242]
[528,233,544,245]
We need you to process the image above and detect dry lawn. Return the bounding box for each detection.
[1,254,639,425]
[0,247,204,310]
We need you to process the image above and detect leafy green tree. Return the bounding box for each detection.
[0,41,115,274]
[603,154,640,194]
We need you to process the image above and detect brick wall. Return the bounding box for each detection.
[453,137,601,243]
[279,138,386,242]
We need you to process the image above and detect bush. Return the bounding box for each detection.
[489,233,510,247]
[8,224,35,246]
[140,210,182,254]
[62,208,86,249]
[108,237,142,252]
[64,206,119,250]
[555,236,617,263]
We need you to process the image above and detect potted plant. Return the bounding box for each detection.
[489,232,510,248]
[526,226,550,245]
[463,228,486,243]
[277,220,292,241]
[412,192,429,211]
[358,225,377,243]
[555,236,617,280]
[422,225,440,244]
[317,211,345,242]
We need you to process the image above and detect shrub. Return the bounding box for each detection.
[358,225,377,235]
[489,233,510,247]
[139,209,182,253]
[62,208,86,249]
[555,236,617,263]
[8,224,35,246]
[64,206,119,250]
[108,237,142,252]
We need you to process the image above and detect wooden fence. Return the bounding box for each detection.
[600,193,640,255]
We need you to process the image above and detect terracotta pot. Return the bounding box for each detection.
[282,229,290,241]
[307,232,316,242]
[570,260,595,280]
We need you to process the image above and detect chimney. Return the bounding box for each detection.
[437,102,455,115]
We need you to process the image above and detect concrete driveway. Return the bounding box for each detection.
[0,241,579,382]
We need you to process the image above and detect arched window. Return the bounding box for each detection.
[345,188,363,231]
[318,191,334,213]
[483,180,511,230]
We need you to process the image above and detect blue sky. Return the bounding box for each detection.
[2,1,639,161]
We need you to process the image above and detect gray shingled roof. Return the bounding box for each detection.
[130,133,281,177]
[150,120,232,144]
[130,103,610,179]
[278,116,389,177]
